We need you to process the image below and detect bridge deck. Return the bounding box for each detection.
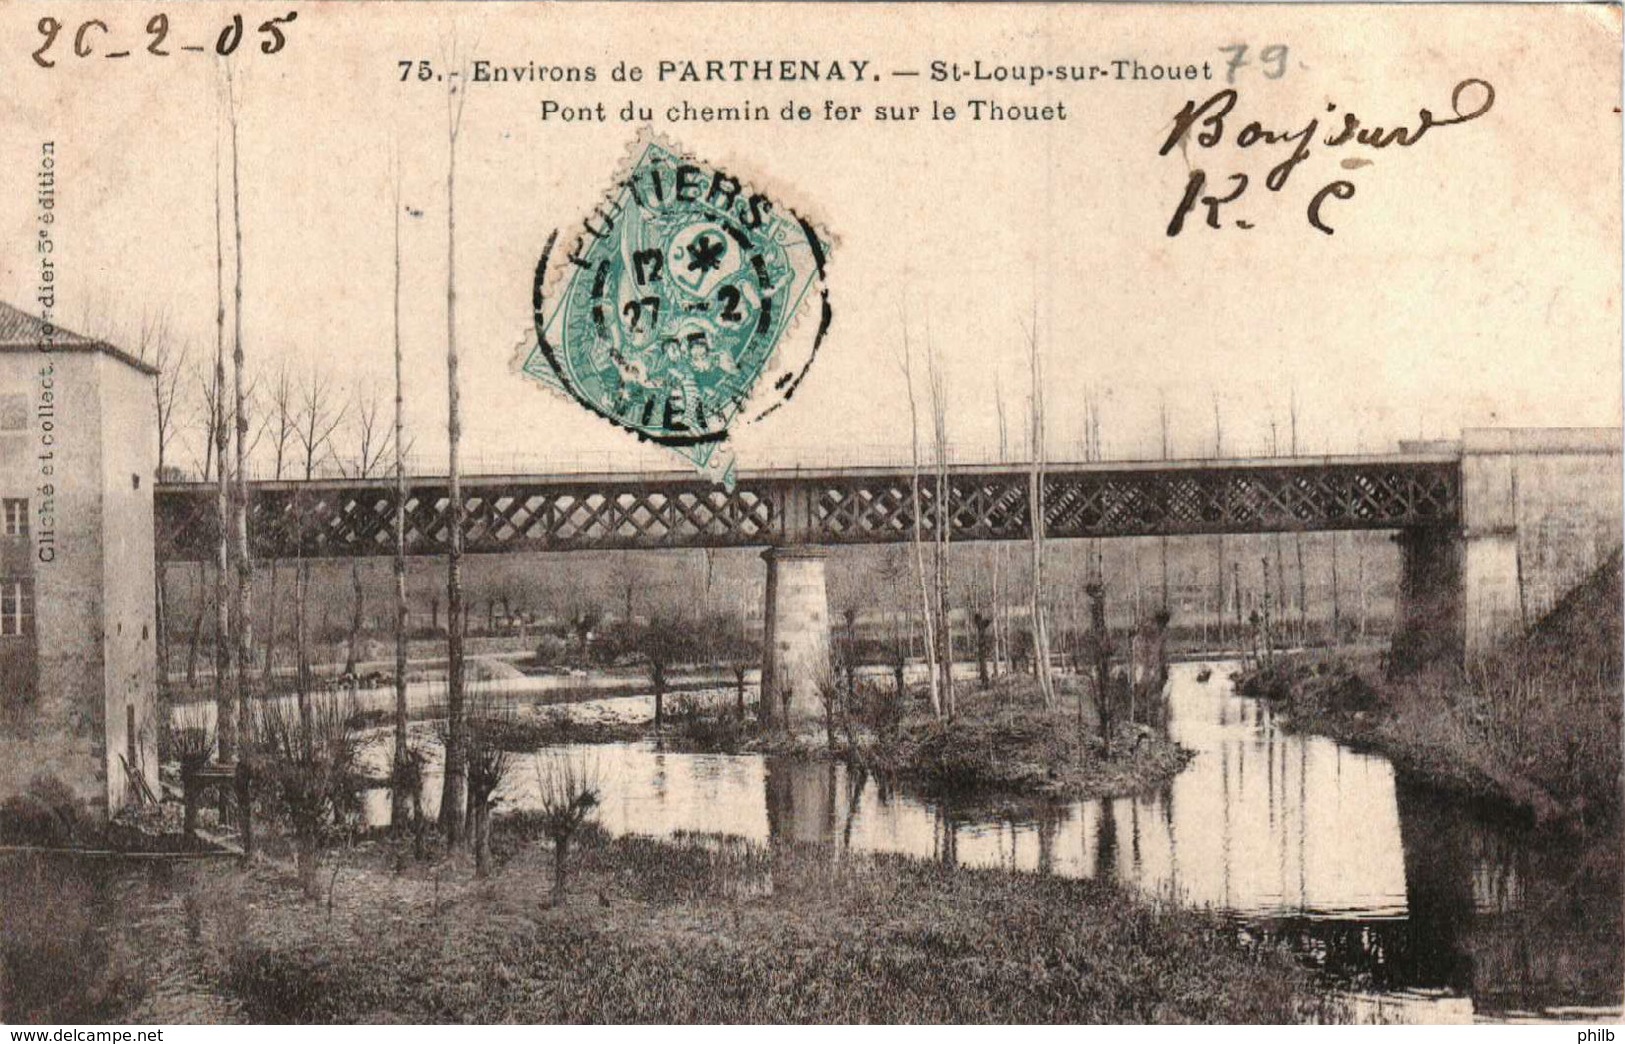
[154,453,1461,561]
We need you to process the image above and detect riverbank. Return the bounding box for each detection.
[1238,554,1622,830]
[1236,653,1576,824]
[90,827,1344,1024]
[1237,606,1618,837]
[484,674,1194,805]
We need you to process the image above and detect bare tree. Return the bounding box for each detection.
[1212,393,1227,653]
[211,129,235,763]
[261,365,297,684]
[339,389,393,676]
[129,309,185,474]
[1330,530,1342,643]
[135,311,185,691]
[1290,389,1308,644]
[1269,413,1288,651]
[185,358,221,482]
[439,46,472,842]
[1354,427,1368,641]
[608,555,640,624]
[897,316,941,717]
[293,371,347,712]
[1159,391,1171,612]
[926,339,954,718]
[183,360,218,691]
[227,63,254,794]
[1024,313,1055,709]
[993,376,1011,677]
[391,157,416,830]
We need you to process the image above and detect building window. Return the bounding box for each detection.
[1,579,32,637]
[2,499,26,537]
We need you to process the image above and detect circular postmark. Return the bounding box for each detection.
[523,133,832,483]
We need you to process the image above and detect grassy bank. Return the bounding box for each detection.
[117,827,1340,1024]
[1235,554,1622,830]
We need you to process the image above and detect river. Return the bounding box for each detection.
[360,660,1623,1022]
[5,662,1619,1023]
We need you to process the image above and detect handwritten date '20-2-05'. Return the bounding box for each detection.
[1161,77,1496,236]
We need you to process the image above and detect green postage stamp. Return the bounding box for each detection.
[522,133,832,487]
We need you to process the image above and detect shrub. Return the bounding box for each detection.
[167,704,216,776]
[668,693,750,752]
[531,752,601,905]
[0,775,89,847]
[465,693,519,879]
[250,694,365,897]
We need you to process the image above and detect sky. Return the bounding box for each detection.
[1,2,1619,477]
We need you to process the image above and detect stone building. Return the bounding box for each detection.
[0,303,158,817]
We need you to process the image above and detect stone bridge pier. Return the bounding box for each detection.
[1394,428,1622,671]
[758,546,832,729]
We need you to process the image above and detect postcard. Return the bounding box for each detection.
[0,1,1620,1028]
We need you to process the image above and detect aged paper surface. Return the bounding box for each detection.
[0,1,1620,1027]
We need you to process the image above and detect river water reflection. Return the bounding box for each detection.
[7,663,1620,1022]
[366,661,1622,1019]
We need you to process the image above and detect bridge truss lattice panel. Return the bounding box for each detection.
[154,459,1460,561]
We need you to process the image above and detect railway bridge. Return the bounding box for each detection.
[5,323,1614,817]
[153,429,1622,724]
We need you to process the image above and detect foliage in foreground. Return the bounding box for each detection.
[194,830,1340,1024]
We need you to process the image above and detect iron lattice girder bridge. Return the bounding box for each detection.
[153,454,1461,562]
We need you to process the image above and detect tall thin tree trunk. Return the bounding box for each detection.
[1290,391,1307,644]
[1232,561,1244,641]
[928,347,953,719]
[392,164,412,830]
[346,560,365,674]
[994,383,1011,679]
[899,322,940,716]
[1356,533,1368,641]
[212,140,235,764]
[263,560,279,685]
[1274,535,1287,650]
[439,76,470,841]
[229,79,253,784]
[1087,584,1110,757]
[1212,397,1226,655]
[1159,394,1171,611]
[296,558,312,701]
[1026,318,1054,710]
[1329,533,1342,645]
[187,563,205,688]
[155,564,170,691]
[1511,460,1528,631]
[1294,534,1308,646]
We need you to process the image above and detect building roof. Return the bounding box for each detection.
[0,301,159,376]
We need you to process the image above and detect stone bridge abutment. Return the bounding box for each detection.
[1394,428,1622,672]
